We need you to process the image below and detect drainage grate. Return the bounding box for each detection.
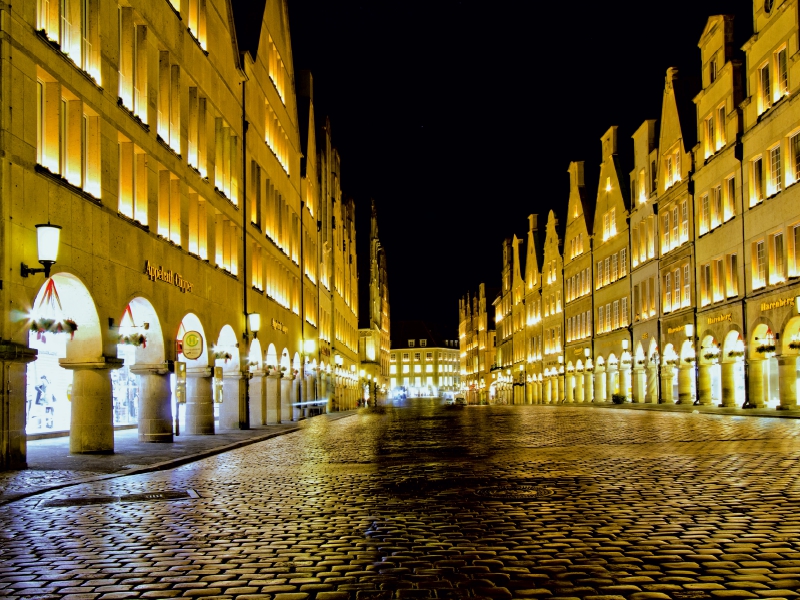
[474,484,555,501]
[41,489,197,508]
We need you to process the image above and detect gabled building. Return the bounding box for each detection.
[458,284,496,404]
[592,127,633,402]
[492,238,515,404]
[391,322,459,398]
[563,162,594,403]
[541,210,565,402]
[524,215,544,403]
[629,120,661,403]
[693,15,747,408]
[740,0,800,410]
[511,235,528,404]
[656,67,698,405]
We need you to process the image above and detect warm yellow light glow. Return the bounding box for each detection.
[248,313,261,333]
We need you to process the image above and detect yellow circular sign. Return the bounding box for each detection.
[183,330,204,360]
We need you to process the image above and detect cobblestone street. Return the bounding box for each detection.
[2,401,800,600]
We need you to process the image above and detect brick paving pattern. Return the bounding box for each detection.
[2,402,800,599]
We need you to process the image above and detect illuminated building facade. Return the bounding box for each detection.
[458,284,494,404]
[358,200,390,403]
[0,0,363,469]
[541,211,565,403]
[562,162,594,403]
[523,215,544,403]
[390,322,459,398]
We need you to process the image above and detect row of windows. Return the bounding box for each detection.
[751,225,800,290]
[602,207,617,241]
[631,161,657,205]
[391,377,456,389]
[597,297,629,334]
[631,216,656,268]
[663,264,692,314]
[543,291,562,317]
[544,327,562,355]
[566,311,592,343]
[392,352,458,362]
[703,104,727,159]
[565,267,591,303]
[700,254,739,307]
[633,277,657,322]
[699,176,736,235]
[750,133,800,206]
[596,248,627,289]
[661,199,690,254]
[568,233,585,260]
[757,45,789,116]
[390,364,456,375]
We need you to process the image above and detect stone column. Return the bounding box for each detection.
[778,355,797,410]
[266,372,282,423]
[632,367,646,404]
[544,379,552,404]
[0,342,38,469]
[606,367,616,400]
[533,381,540,404]
[584,370,594,403]
[646,364,658,403]
[697,363,713,406]
[249,370,266,426]
[61,357,125,453]
[565,373,575,403]
[218,371,246,431]
[748,359,766,408]
[575,370,584,403]
[678,363,694,405]
[130,363,173,443]
[660,365,675,404]
[720,361,737,407]
[281,375,293,422]
[621,366,632,401]
[557,375,565,403]
[594,369,606,403]
[185,367,214,435]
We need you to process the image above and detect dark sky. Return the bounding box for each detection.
[287,0,754,336]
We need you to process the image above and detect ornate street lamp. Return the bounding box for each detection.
[21,222,62,278]
[248,313,261,339]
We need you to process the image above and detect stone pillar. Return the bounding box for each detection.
[266,372,282,423]
[249,370,266,426]
[130,363,173,443]
[0,342,38,469]
[678,363,694,405]
[594,370,606,403]
[632,367,646,404]
[646,364,658,403]
[281,375,293,422]
[575,370,584,403]
[778,355,797,410]
[584,370,594,403]
[606,368,615,400]
[660,365,675,404]
[533,381,540,404]
[544,379,552,404]
[218,371,246,431]
[557,375,565,403]
[621,367,632,401]
[697,363,713,406]
[720,361,738,407]
[185,367,214,435]
[61,357,125,453]
[748,359,766,408]
[565,373,575,403]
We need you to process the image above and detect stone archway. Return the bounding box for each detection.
[118,297,171,442]
[26,273,114,453]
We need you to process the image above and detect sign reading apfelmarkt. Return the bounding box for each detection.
[144,260,194,293]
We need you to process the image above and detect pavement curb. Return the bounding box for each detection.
[0,411,357,506]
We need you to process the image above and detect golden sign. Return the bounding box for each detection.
[272,318,288,334]
[707,313,732,325]
[760,297,795,312]
[144,260,193,293]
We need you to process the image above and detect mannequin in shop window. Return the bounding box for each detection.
[35,375,57,429]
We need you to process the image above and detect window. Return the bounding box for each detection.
[717,105,727,148]
[187,0,207,49]
[596,261,603,289]
[215,117,240,203]
[681,201,689,242]
[265,102,290,174]
[39,0,101,83]
[605,304,611,332]
[754,240,766,289]
[118,9,147,120]
[662,214,670,253]
[724,176,736,221]
[701,194,710,234]
[414,352,421,361]
[612,300,619,330]
[712,186,722,229]
[701,263,711,306]
[188,88,208,176]
[408,340,415,348]
[425,365,433,373]
[683,264,690,306]
[759,63,772,114]
[188,192,208,260]
[727,253,739,298]
[413,365,421,374]
[426,352,432,360]
[597,306,604,334]
[773,232,785,284]
[705,115,716,158]
[610,208,617,237]
[709,56,717,84]
[634,284,641,321]
[793,225,800,277]
[776,46,788,99]
[391,353,396,362]
[714,259,724,302]
[603,212,610,240]
[769,145,782,196]
[402,365,409,374]
[672,206,679,247]
[618,248,626,278]
[158,52,181,154]
[118,139,148,225]
[664,272,672,313]
[611,254,618,282]
[420,340,427,348]
[665,151,681,188]
[158,169,180,244]
[752,157,764,206]
[673,268,681,312]
[402,353,409,361]
[621,296,628,327]
[604,257,610,286]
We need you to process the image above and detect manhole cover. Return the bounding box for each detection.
[474,485,555,500]
[41,489,197,507]
[41,495,119,507]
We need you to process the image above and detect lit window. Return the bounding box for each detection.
[717,105,727,149]
[420,340,427,348]
[620,248,627,277]
[727,253,739,298]
[118,9,147,120]
[753,240,766,289]
[751,156,764,206]
[776,46,788,100]
[700,194,710,234]
[790,133,800,186]
[402,365,409,374]
[683,264,690,306]
[187,0,207,49]
[705,115,716,158]
[414,352,420,361]
[724,176,736,221]
[769,145,782,196]
[664,272,672,313]
[772,232,785,284]
[158,52,181,155]
[681,201,689,242]
[39,0,101,83]
[759,62,771,115]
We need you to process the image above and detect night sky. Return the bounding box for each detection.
[287,0,754,336]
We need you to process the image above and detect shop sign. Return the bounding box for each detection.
[760,297,795,312]
[144,260,194,293]
[642,332,649,339]
[272,318,288,334]
[182,331,204,360]
[667,325,688,335]
[707,313,732,325]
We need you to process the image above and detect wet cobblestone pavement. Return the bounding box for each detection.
[2,401,800,600]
